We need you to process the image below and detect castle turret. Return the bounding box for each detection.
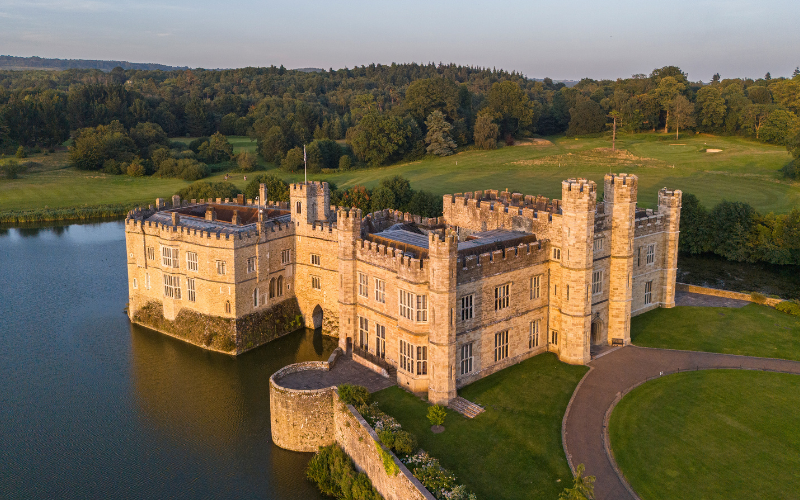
[604,173,637,345]
[259,183,267,208]
[337,208,362,351]
[558,178,596,365]
[290,181,331,226]
[658,188,682,308]
[427,230,458,404]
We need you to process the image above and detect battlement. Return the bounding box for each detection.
[355,239,428,284]
[457,240,548,284]
[125,217,263,248]
[603,173,638,203]
[290,180,328,194]
[428,231,458,255]
[562,178,597,197]
[658,188,682,208]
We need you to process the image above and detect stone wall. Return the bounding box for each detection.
[676,283,782,307]
[269,362,434,500]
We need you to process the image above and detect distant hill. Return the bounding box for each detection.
[293,67,324,73]
[0,55,189,72]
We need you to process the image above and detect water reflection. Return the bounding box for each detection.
[0,219,336,500]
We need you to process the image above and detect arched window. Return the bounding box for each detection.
[253,288,259,308]
[224,300,231,314]
[277,275,284,297]
[269,278,276,299]
[296,201,302,214]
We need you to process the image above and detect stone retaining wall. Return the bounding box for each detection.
[269,362,433,500]
[676,283,782,307]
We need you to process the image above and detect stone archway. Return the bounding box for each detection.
[311,305,323,330]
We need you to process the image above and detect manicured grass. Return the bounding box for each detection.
[609,370,800,500]
[631,304,800,361]
[372,353,588,500]
[2,132,797,213]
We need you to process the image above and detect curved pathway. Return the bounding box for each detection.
[563,346,800,500]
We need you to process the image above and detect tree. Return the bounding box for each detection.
[407,190,442,218]
[708,201,757,261]
[424,110,457,156]
[198,132,233,163]
[338,155,352,170]
[654,76,686,133]
[759,109,800,145]
[473,110,499,150]
[281,146,304,172]
[567,98,605,136]
[15,145,25,158]
[695,86,727,131]
[257,125,288,163]
[236,151,258,172]
[338,185,371,213]
[711,73,721,84]
[242,173,289,202]
[404,78,460,124]
[347,111,417,167]
[739,104,772,139]
[747,86,772,105]
[177,181,240,201]
[558,464,595,500]
[487,81,534,137]
[678,194,710,254]
[370,185,396,212]
[793,67,800,78]
[378,175,413,211]
[670,95,695,139]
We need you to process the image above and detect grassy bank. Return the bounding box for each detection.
[372,353,588,500]
[609,370,800,500]
[2,132,797,217]
[631,304,800,361]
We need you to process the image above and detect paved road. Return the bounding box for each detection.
[563,346,800,500]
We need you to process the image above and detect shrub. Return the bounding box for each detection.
[750,292,767,304]
[102,159,122,175]
[242,173,289,202]
[306,444,381,500]
[375,440,399,476]
[339,155,352,170]
[776,301,800,316]
[126,159,145,177]
[338,384,370,407]
[427,405,446,427]
[392,430,417,455]
[236,151,258,172]
[0,159,25,179]
[378,429,395,449]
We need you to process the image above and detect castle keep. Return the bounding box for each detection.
[125,174,681,404]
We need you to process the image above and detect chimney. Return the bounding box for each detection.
[205,207,216,221]
[259,183,267,208]
[172,194,181,208]
[232,210,239,225]
[237,194,244,205]
[171,212,180,226]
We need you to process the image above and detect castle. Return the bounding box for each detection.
[125,174,681,404]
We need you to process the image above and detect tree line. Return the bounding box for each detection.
[680,194,800,265]
[2,63,798,170]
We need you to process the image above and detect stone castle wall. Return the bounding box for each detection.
[269,363,434,500]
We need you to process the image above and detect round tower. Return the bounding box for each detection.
[604,173,638,345]
[558,178,596,365]
[658,188,682,308]
[427,230,458,405]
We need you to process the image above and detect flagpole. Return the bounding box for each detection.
[304,144,307,184]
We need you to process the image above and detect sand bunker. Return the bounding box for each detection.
[706,149,723,153]
[514,138,554,147]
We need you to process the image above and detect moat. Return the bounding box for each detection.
[0,221,336,500]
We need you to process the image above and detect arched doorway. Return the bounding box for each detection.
[591,321,603,345]
[311,305,323,330]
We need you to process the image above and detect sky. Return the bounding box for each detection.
[1,0,798,81]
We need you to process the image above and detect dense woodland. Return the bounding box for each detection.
[1,63,799,174]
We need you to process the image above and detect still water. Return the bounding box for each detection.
[0,221,335,499]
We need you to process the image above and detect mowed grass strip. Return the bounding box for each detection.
[372,353,588,500]
[631,304,800,361]
[609,370,800,500]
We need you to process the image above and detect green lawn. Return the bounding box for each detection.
[2,132,797,213]
[609,370,800,500]
[372,353,588,500]
[631,304,800,361]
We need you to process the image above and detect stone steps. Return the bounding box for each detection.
[449,396,485,419]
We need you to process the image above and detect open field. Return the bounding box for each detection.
[631,304,800,361]
[609,370,800,500]
[1,133,797,213]
[372,353,588,500]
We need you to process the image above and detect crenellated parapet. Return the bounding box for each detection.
[457,240,548,285]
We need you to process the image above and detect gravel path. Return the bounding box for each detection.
[563,346,800,500]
